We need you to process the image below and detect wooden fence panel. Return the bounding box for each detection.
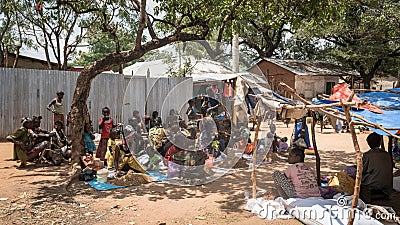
[0,68,193,138]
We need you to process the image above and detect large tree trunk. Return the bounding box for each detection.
[119,64,123,74]
[70,73,92,164]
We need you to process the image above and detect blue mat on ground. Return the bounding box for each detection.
[87,172,169,190]
[87,178,125,191]
[146,171,169,182]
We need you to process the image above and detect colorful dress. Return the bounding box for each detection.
[10,127,50,164]
[10,127,31,162]
[105,138,119,169]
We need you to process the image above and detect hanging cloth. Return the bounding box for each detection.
[223,82,234,98]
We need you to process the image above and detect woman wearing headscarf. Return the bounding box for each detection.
[6,117,51,167]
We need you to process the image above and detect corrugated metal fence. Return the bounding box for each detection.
[0,68,193,138]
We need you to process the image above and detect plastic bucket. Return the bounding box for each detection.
[97,169,109,183]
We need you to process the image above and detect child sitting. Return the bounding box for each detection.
[146,146,162,171]
[81,152,95,169]
[278,137,289,153]
[117,144,146,174]
[83,122,96,154]
[50,120,71,159]
[105,129,120,170]
[272,148,321,198]
[107,129,146,174]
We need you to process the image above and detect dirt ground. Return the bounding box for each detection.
[0,121,396,225]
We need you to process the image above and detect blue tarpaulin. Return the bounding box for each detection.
[87,179,125,191]
[352,109,400,136]
[273,92,303,105]
[359,92,400,109]
[313,91,400,136]
[388,88,400,93]
[357,91,400,135]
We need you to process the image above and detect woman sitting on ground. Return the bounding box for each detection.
[6,117,52,167]
[272,147,321,199]
[50,120,71,159]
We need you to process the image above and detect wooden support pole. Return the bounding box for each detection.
[328,110,400,139]
[339,92,362,225]
[279,82,347,122]
[311,111,321,186]
[251,116,262,199]
[282,102,358,109]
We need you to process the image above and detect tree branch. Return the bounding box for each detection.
[134,0,146,50]
[324,36,348,47]
[241,39,266,59]
[217,0,245,43]
[82,28,208,80]
[147,14,176,28]
[56,0,102,14]
[195,41,221,59]
[145,13,157,40]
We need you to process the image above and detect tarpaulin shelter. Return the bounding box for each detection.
[316,83,400,136]
[278,81,400,225]
[329,83,383,114]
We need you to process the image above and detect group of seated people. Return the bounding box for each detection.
[118,104,233,181]
[7,116,71,168]
[273,132,394,203]
[147,117,226,167]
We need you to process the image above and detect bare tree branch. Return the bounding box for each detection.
[135,0,147,50]
[217,0,245,43]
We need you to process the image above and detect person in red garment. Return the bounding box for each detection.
[96,107,115,167]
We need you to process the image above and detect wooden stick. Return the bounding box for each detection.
[352,88,387,92]
[324,108,400,139]
[385,128,400,130]
[279,83,347,121]
[380,135,386,150]
[310,111,321,186]
[340,94,362,225]
[282,102,358,109]
[353,124,400,131]
[251,116,262,199]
